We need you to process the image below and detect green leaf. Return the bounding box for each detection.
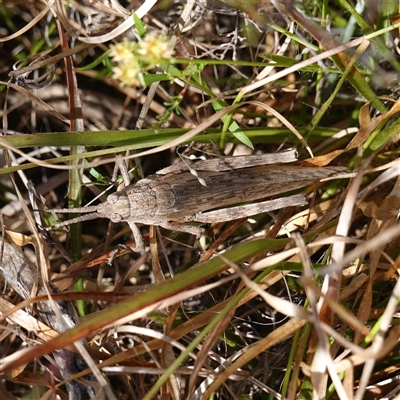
[182,62,205,76]
[139,73,170,88]
[230,126,254,149]
[77,50,111,71]
[368,117,400,150]
[259,53,298,66]
[162,63,184,77]
[133,12,146,37]
[88,168,108,184]
[212,101,253,149]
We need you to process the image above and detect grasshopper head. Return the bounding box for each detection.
[97,191,131,223]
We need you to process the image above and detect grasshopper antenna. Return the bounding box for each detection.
[43,206,100,230]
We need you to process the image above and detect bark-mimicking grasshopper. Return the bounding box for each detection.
[44,149,347,252]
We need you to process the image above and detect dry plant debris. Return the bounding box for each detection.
[0,1,400,399]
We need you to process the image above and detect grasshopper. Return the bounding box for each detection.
[44,149,347,252]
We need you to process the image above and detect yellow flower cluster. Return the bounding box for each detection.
[109,32,174,87]
[136,31,175,60]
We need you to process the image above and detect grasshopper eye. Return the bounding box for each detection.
[110,212,123,222]
[107,193,118,205]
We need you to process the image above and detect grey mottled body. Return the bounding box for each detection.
[48,150,347,252]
